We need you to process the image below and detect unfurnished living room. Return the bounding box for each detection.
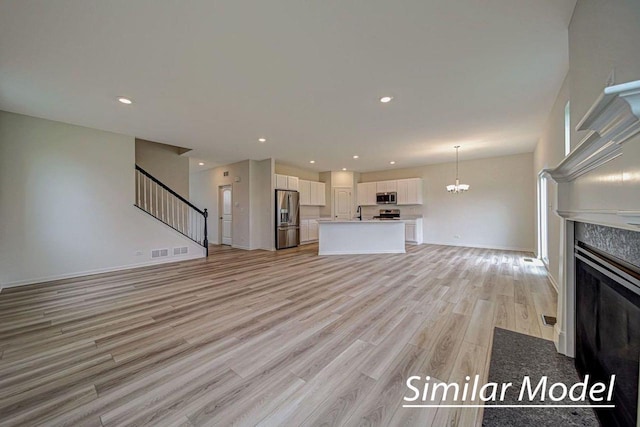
[1,1,639,426]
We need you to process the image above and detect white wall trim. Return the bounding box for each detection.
[554,219,575,357]
[0,251,204,289]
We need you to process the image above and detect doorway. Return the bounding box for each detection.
[219,185,232,246]
[333,187,352,220]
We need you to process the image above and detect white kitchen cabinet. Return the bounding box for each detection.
[357,183,366,205]
[287,176,299,191]
[357,182,377,205]
[301,219,319,243]
[275,174,303,192]
[376,180,397,193]
[309,180,318,205]
[397,178,423,205]
[299,180,326,206]
[404,218,423,244]
[396,179,409,205]
[299,180,311,205]
[309,219,319,240]
[275,174,289,190]
[316,182,326,206]
[301,220,309,242]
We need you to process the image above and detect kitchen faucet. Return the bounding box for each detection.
[356,205,362,221]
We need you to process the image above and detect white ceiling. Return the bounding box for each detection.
[0,0,576,172]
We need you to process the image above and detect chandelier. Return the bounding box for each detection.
[446,145,470,193]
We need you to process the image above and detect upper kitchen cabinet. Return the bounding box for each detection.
[274,174,299,191]
[317,182,326,205]
[275,174,288,190]
[357,182,377,205]
[299,180,311,205]
[287,175,299,191]
[396,178,423,205]
[376,180,397,193]
[299,179,326,206]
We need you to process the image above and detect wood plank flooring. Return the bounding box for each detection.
[0,244,557,426]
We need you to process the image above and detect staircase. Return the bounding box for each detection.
[134,165,208,256]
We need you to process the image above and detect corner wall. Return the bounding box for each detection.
[0,111,205,287]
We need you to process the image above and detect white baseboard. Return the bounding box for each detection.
[0,251,205,290]
[546,272,559,293]
[231,244,251,250]
[424,241,535,253]
[553,324,573,357]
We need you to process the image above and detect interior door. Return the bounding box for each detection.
[220,186,232,245]
[333,188,352,220]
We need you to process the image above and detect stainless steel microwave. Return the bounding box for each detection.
[376,192,397,204]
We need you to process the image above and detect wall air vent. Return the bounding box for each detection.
[152,248,169,258]
[173,247,188,255]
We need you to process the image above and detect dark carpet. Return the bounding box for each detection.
[482,328,599,426]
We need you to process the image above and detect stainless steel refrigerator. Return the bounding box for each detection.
[275,190,300,249]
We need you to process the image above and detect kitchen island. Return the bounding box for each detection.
[317,219,406,255]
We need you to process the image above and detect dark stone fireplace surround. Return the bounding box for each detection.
[574,222,640,427]
[576,223,640,268]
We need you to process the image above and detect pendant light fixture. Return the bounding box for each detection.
[446,145,470,193]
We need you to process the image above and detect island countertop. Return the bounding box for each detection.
[317,219,408,223]
[317,219,406,255]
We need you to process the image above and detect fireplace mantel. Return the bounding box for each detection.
[546,80,640,183]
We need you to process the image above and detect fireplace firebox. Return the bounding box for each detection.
[575,242,640,427]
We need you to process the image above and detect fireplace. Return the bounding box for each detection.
[575,231,640,426]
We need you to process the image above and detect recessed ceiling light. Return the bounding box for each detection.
[309,160,315,164]
[342,168,347,171]
[198,162,204,166]
[353,155,359,159]
[390,161,396,165]
[379,96,393,103]
[118,97,133,105]
[258,138,266,143]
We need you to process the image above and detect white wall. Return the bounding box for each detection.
[0,111,205,287]
[250,159,275,250]
[360,153,535,251]
[275,162,319,181]
[189,160,251,249]
[135,138,190,198]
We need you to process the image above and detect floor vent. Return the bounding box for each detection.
[173,247,188,255]
[524,258,534,263]
[152,248,169,258]
[541,315,557,326]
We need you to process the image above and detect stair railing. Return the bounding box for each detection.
[134,165,208,256]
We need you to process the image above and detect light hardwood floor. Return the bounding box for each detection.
[0,244,557,426]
